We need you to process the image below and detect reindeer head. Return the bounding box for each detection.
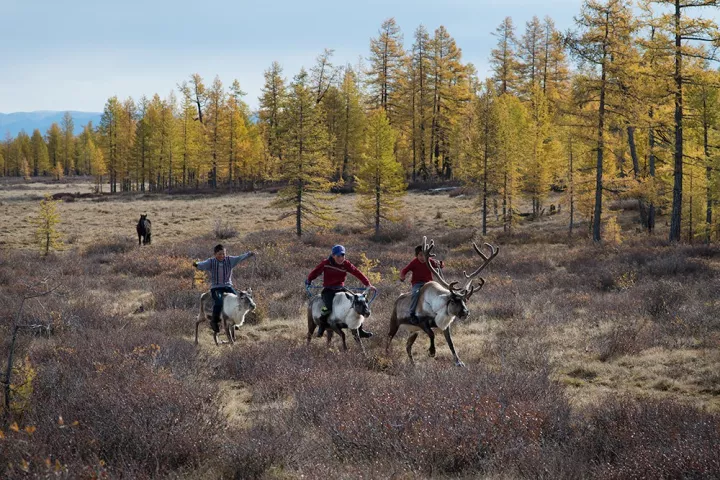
[236,288,256,312]
[345,291,371,317]
[447,290,470,320]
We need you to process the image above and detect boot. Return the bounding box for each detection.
[409,312,421,325]
[317,309,330,337]
[357,326,373,338]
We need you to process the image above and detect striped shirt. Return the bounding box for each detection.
[196,253,252,289]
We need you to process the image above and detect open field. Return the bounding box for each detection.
[1,179,719,478]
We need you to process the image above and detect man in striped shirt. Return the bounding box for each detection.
[193,244,255,333]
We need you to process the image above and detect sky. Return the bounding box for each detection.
[0,0,583,114]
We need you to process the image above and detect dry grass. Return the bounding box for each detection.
[1,178,719,478]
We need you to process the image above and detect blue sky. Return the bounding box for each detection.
[0,0,582,113]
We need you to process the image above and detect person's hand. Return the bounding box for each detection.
[368,284,377,291]
[305,279,312,287]
[399,276,406,282]
[439,261,445,269]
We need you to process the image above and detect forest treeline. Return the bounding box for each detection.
[2,0,719,242]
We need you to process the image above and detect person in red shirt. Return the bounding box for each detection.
[306,244,377,337]
[400,244,445,325]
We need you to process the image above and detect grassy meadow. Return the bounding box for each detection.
[1,177,719,479]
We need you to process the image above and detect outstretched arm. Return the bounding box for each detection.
[229,251,255,268]
[194,258,213,271]
[399,259,414,282]
[345,261,371,287]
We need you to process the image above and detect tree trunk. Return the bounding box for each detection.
[669,0,683,242]
[593,17,609,243]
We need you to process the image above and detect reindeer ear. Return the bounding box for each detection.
[344,292,353,300]
[246,287,252,295]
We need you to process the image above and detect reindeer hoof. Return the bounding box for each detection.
[428,347,436,358]
[455,361,466,367]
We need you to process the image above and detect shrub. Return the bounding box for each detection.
[214,219,238,239]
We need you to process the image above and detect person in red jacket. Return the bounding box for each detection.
[400,244,445,325]
[306,244,376,338]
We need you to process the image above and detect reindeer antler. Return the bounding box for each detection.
[461,242,499,293]
[422,236,455,291]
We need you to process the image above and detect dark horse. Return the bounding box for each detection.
[136,214,152,245]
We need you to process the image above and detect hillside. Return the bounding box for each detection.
[0,111,102,137]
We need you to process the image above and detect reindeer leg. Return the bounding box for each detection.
[336,327,347,351]
[353,328,367,356]
[194,316,205,345]
[443,327,465,367]
[307,310,317,344]
[325,330,334,347]
[224,318,235,345]
[229,322,237,344]
[406,332,419,364]
[386,309,400,354]
[418,319,436,357]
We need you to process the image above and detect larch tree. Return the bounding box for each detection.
[99,97,121,192]
[409,25,433,180]
[356,109,406,235]
[367,18,406,123]
[518,16,546,97]
[205,76,227,188]
[272,69,332,236]
[30,129,50,176]
[566,0,635,242]
[33,194,62,256]
[429,25,471,179]
[643,0,720,242]
[490,17,521,95]
[178,82,204,187]
[227,79,252,185]
[60,112,75,175]
[259,62,287,179]
[497,94,530,231]
[687,69,720,242]
[336,67,366,182]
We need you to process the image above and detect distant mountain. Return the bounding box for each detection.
[0,111,102,138]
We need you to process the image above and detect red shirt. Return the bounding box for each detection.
[401,258,443,285]
[307,257,370,288]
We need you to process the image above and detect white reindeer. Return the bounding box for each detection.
[195,289,256,346]
[307,288,373,351]
[386,238,498,366]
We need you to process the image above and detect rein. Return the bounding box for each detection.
[304,285,378,304]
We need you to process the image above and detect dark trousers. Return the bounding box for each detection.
[409,282,426,316]
[211,286,237,320]
[321,287,345,315]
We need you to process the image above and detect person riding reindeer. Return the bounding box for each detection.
[306,244,376,338]
[399,243,445,326]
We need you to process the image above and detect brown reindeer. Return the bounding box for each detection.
[386,237,498,366]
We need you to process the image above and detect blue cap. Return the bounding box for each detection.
[331,245,346,256]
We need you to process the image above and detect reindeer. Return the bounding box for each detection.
[307,288,373,351]
[386,237,498,366]
[136,214,152,245]
[195,289,256,346]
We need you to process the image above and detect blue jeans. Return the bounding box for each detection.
[409,282,425,316]
[211,286,237,320]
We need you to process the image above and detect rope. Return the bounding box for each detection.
[248,254,257,284]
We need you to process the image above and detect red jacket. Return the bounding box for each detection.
[401,258,443,285]
[308,257,370,288]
